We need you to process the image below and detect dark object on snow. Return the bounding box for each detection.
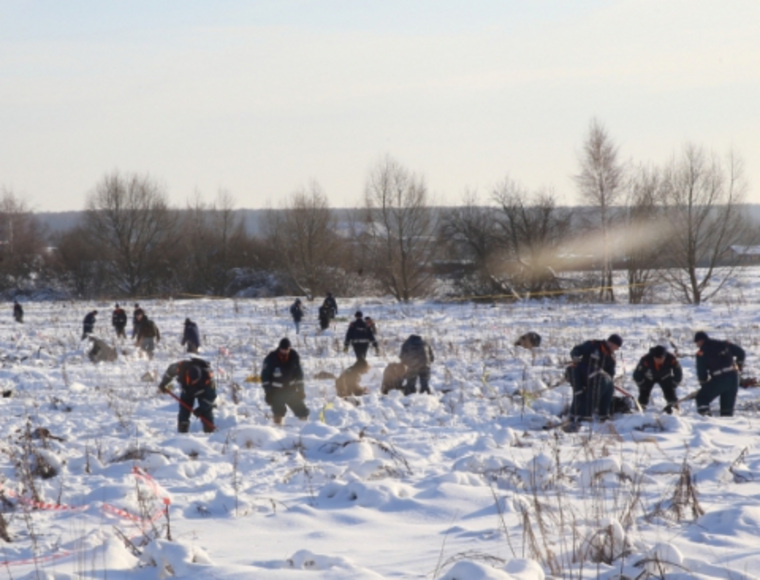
[2,389,12,398]
[610,396,633,415]
[515,332,542,349]
[13,300,23,323]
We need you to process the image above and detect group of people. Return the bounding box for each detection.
[566,331,747,424]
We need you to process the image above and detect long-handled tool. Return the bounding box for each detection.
[162,390,216,432]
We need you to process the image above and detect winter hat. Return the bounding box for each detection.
[694,331,709,343]
[355,310,363,319]
[185,318,191,325]
[651,345,666,358]
[278,338,291,350]
[607,334,623,347]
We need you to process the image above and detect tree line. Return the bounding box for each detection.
[2,120,758,304]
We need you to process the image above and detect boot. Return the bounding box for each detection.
[178,421,190,433]
[273,415,283,425]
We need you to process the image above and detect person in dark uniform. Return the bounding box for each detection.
[82,310,97,339]
[343,311,378,362]
[261,338,309,425]
[318,303,331,331]
[694,331,746,417]
[567,334,622,421]
[158,357,217,433]
[112,303,127,339]
[633,345,682,412]
[290,299,304,334]
[182,318,200,353]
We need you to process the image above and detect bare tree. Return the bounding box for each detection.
[660,145,756,304]
[263,181,346,296]
[492,179,572,297]
[0,189,48,290]
[574,119,624,302]
[363,156,437,302]
[51,225,107,298]
[180,190,250,295]
[623,165,668,304]
[84,172,178,296]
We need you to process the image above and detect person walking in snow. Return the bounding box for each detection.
[158,356,217,433]
[693,331,746,417]
[112,303,127,339]
[323,292,338,319]
[13,300,23,323]
[318,302,331,331]
[261,338,309,425]
[633,345,682,412]
[567,334,622,421]
[344,311,378,362]
[182,318,200,353]
[82,310,97,339]
[135,312,160,359]
[290,298,304,334]
[400,334,435,395]
[131,303,145,339]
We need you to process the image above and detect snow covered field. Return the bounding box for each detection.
[3,274,760,579]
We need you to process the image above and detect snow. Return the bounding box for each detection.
[3,278,760,579]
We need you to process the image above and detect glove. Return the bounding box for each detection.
[158,382,170,393]
[343,345,349,353]
[737,362,744,373]
[264,387,273,405]
[297,389,306,401]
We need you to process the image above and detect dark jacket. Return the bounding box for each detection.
[261,349,304,392]
[182,320,200,348]
[83,311,97,334]
[696,338,745,384]
[290,301,304,322]
[570,340,616,388]
[323,295,338,318]
[158,358,215,397]
[13,302,23,323]
[137,317,160,341]
[344,318,378,349]
[400,335,434,371]
[112,308,127,329]
[633,348,682,386]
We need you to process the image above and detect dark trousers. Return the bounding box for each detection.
[264,386,310,419]
[178,384,217,432]
[696,372,739,416]
[404,368,431,395]
[352,343,369,362]
[570,374,614,420]
[114,325,126,339]
[637,378,678,407]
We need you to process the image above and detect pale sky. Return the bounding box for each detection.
[2,1,759,212]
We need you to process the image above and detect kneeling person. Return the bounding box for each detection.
[262,338,309,425]
[633,345,682,411]
[158,357,217,433]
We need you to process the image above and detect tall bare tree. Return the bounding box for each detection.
[574,119,624,302]
[364,156,437,302]
[84,172,178,296]
[264,181,345,296]
[0,189,48,290]
[623,165,668,304]
[492,179,572,297]
[660,145,755,304]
